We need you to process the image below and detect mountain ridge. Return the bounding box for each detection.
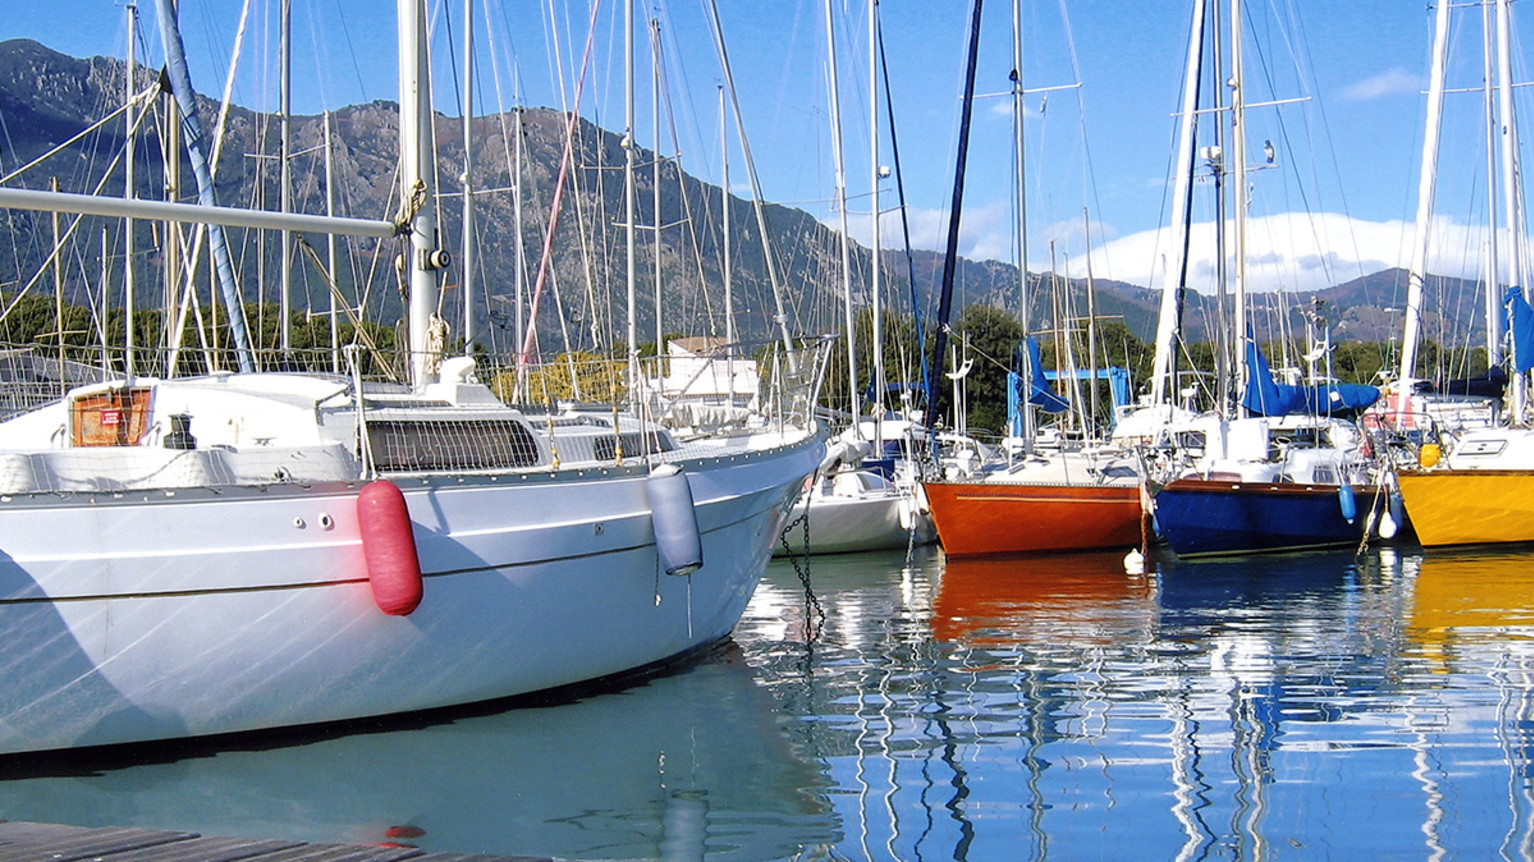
[0,38,1484,356]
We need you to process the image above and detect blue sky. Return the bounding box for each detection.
[0,1,1516,296]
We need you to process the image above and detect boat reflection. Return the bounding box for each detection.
[931,551,1155,646]
[0,644,837,862]
[1407,547,1534,665]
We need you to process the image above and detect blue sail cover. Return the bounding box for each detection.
[1005,338,1070,434]
[1241,338,1380,417]
[1506,287,1534,372]
[1026,337,1070,414]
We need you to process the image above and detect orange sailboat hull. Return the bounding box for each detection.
[923,481,1146,556]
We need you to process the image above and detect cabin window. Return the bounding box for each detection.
[1458,438,1507,457]
[368,419,541,471]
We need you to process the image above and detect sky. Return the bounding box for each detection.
[0,1,1523,300]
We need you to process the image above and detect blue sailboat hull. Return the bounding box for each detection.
[1154,478,1367,557]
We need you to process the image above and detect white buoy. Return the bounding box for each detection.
[1124,548,1145,575]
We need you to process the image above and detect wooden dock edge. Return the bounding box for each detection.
[0,820,562,862]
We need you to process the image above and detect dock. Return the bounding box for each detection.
[0,821,558,862]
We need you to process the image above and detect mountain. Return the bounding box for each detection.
[0,39,1486,358]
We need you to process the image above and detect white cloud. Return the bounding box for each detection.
[1340,67,1421,102]
[839,201,1014,263]
[1071,211,1494,294]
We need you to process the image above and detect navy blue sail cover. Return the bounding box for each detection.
[1241,338,1380,418]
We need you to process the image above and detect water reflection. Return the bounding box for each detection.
[748,546,1534,860]
[0,643,835,861]
[931,551,1155,646]
[5,545,1534,860]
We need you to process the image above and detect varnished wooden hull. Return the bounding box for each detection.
[1396,469,1534,547]
[922,480,1145,556]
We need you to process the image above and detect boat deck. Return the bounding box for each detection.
[0,821,558,862]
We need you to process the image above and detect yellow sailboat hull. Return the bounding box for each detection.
[1396,469,1534,546]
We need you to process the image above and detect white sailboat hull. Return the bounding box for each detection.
[779,487,932,555]
[0,435,820,754]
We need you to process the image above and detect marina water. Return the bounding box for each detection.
[0,544,1530,860]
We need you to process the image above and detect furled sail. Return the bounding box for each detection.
[1241,338,1380,418]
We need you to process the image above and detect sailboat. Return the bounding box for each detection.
[0,0,825,755]
[1393,0,1534,548]
[778,0,936,556]
[919,0,1147,558]
[1143,0,1381,557]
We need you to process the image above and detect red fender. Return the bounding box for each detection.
[357,480,423,615]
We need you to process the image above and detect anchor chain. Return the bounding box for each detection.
[778,508,824,641]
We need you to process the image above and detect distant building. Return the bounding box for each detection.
[655,337,758,404]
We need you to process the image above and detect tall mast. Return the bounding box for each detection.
[824,0,859,429]
[124,2,137,379]
[325,111,339,371]
[1483,1,1503,367]
[920,0,984,434]
[1228,0,1248,411]
[704,0,797,363]
[719,84,735,401]
[461,0,476,355]
[719,85,733,346]
[1149,0,1206,407]
[1084,209,1100,434]
[399,0,442,386]
[513,98,526,363]
[1496,0,1525,421]
[280,0,292,354]
[1210,0,1230,417]
[624,0,639,388]
[1010,0,1033,450]
[651,17,664,355]
[1397,0,1450,394]
[869,0,884,445]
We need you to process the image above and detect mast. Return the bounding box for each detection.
[164,68,180,366]
[514,96,526,369]
[704,0,797,363]
[1496,0,1525,421]
[280,0,292,354]
[1484,1,1503,367]
[1228,0,1248,412]
[155,0,256,372]
[399,0,444,386]
[1397,0,1450,398]
[651,17,664,356]
[461,0,476,356]
[720,85,733,347]
[1210,0,1230,418]
[719,84,735,402]
[124,2,137,379]
[325,111,339,371]
[1010,0,1034,452]
[1149,0,1207,407]
[625,0,639,388]
[920,0,984,434]
[1084,208,1100,434]
[869,0,885,446]
[824,0,860,429]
